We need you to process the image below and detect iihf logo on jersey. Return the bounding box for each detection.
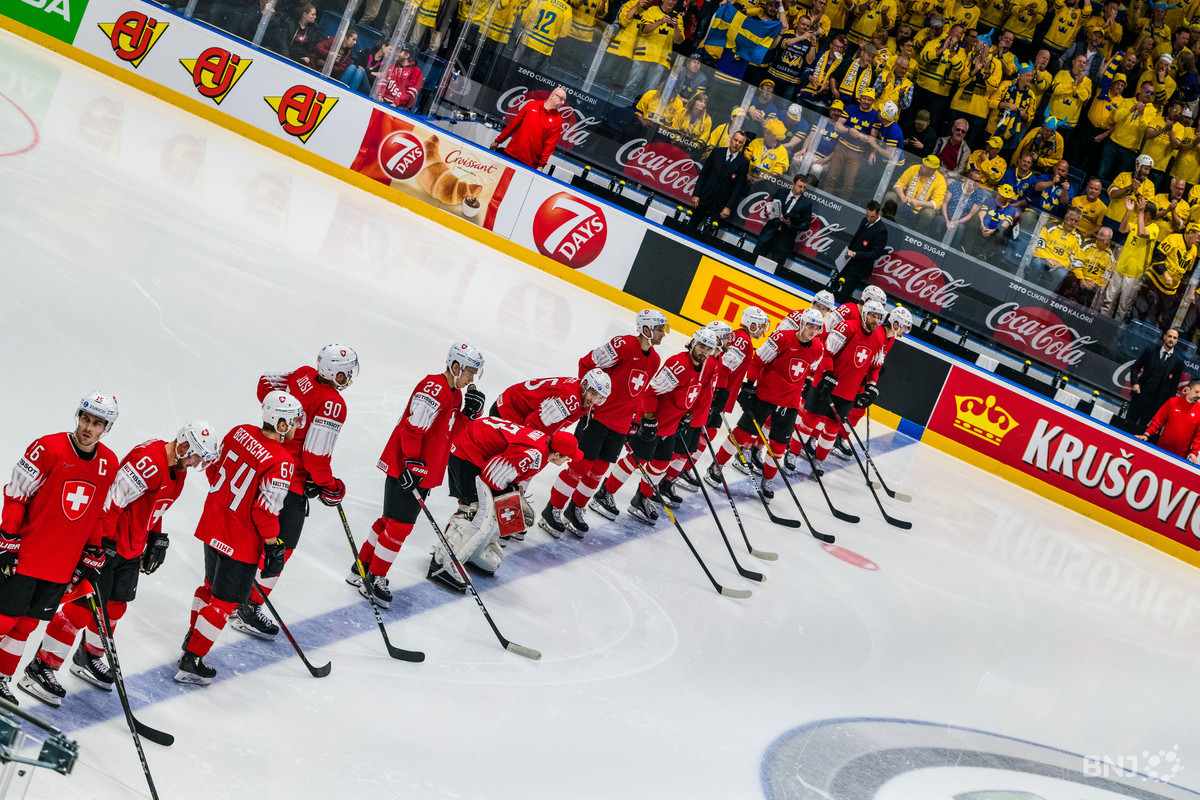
[264,86,338,144]
[378,130,426,181]
[180,47,252,105]
[532,192,607,269]
[98,12,168,68]
[61,481,95,522]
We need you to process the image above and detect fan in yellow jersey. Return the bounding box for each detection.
[1170,109,1200,186]
[413,0,443,50]
[1153,177,1192,233]
[873,54,914,112]
[965,137,1008,189]
[704,107,746,156]
[846,0,898,47]
[1025,207,1084,291]
[597,0,651,91]
[1003,0,1046,60]
[943,0,982,34]
[951,40,1003,141]
[987,64,1038,149]
[1013,116,1065,171]
[1043,0,1091,61]
[1046,54,1092,132]
[1101,196,1159,319]
[1104,154,1159,228]
[1082,0,1123,60]
[635,83,685,126]
[1138,53,1177,108]
[1139,223,1200,330]
[1059,226,1113,307]
[483,0,522,59]
[555,0,607,67]
[627,0,685,99]
[746,119,791,176]
[1069,177,1108,235]
[1098,85,1160,184]
[1141,102,1187,184]
[882,155,947,234]
[671,93,713,149]
[914,24,969,129]
[521,0,574,72]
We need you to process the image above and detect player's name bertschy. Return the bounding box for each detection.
[233,426,272,461]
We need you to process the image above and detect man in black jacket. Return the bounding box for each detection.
[1123,328,1187,433]
[834,200,889,302]
[754,172,814,265]
[689,131,750,231]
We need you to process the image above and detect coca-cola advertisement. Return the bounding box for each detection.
[927,365,1200,555]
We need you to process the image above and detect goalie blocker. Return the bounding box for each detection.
[430,418,583,592]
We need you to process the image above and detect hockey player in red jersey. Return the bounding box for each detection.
[842,305,912,433]
[354,342,485,606]
[19,422,220,706]
[591,327,720,525]
[429,417,583,591]
[777,290,837,334]
[705,307,770,445]
[540,310,667,538]
[0,391,120,705]
[795,299,888,472]
[707,308,827,499]
[664,320,733,496]
[175,394,300,686]
[231,344,359,641]
[492,370,612,436]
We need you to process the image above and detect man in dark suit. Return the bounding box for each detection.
[834,200,889,303]
[1124,328,1187,433]
[753,173,815,265]
[689,130,750,231]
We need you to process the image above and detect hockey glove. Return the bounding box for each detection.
[814,372,838,407]
[463,386,486,420]
[737,382,757,410]
[855,382,879,409]
[397,459,428,492]
[142,532,169,575]
[637,416,659,442]
[71,544,107,590]
[319,477,346,507]
[303,479,322,499]
[0,532,18,577]
[261,538,287,580]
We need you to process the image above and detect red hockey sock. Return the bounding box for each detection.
[549,465,584,510]
[37,600,91,669]
[187,598,237,658]
[191,579,213,630]
[570,462,608,507]
[371,519,413,577]
[605,454,636,494]
[663,454,686,482]
[250,549,293,603]
[0,617,40,678]
[85,601,126,656]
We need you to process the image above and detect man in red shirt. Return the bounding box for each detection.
[234,344,358,641]
[378,46,424,111]
[541,309,667,537]
[20,422,220,706]
[175,394,300,686]
[1138,380,1200,463]
[357,342,485,605]
[429,418,582,591]
[0,392,120,706]
[491,86,567,170]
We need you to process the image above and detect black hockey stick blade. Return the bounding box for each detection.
[845,410,913,504]
[254,581,332,678]
[335,506,426,663]
[798,439,860,525]
[746,418,835,544]
[832,410,913,530]
[133,718,174,747]
[701,424,779,561]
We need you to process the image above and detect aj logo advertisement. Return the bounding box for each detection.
[98,11,167,67]
[264,85,337,144]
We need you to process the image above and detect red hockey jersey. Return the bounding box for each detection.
[750,330,828,407]
[258,365,346,494]
[495,377,586,435]
[688,355,721,428]
[195,425,292,564]
[377,372,464,489]
[644,351,708,437]
[715,328,756,413]
[578,335,661,432]
[101,439,187,560]
[450,417,552,491]
[1,433,118,583]
[824,317,887,401]
[1145,396,1200,459]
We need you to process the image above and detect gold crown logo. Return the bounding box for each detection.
[953,395,1017,445]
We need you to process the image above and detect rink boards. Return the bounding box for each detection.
[2,2,1199,568]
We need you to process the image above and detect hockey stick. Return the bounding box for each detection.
[857,408,913,503]
[335,505,425,663]
[748,417,836,544]
[676,432,765,581]
[251,580,332,678]
[412,493,542,660]
[90,596,174,747]
[628,454,752,599]
[794,426,861,524]
[720,418,803,529]
[85,591,161,800]
[698,431,777,561]
[831,408,913,529]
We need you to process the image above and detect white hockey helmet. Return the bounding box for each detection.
[317,343,359,388]
[581,367,612,405]
[635,308,669,338]
[262,391,304,431]
[78,390,119,435]
[861,285,887,306]
[446,341,485,377]
[705,320,734,346]
[741,305,770,336]
[691,327,721,353]
[887,306,914,333]
[177,420,221,468]
[861,299,887,325]
[798,307,825,329]
[812,290,836,313]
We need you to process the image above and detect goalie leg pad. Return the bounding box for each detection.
[434,476,498,567]
[467,535,504,575]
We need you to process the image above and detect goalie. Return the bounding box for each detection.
[428,417,583,592]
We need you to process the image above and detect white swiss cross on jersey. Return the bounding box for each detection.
[854,346,871,367]
[628,369,648,394]
[789,358,806,380]
[62,480,95,522]
[685,385,700,407]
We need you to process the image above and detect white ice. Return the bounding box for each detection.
[1,28,1199,800]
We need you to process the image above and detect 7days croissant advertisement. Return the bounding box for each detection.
[351,109,525,231]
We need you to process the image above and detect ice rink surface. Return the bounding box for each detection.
[1,28,1200,800]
